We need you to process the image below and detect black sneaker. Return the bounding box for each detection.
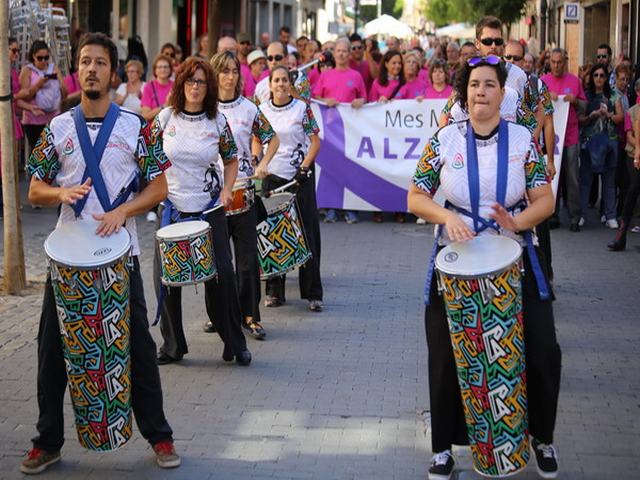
[243,319,266,340]
[428,450,454,480]
[530,438,558,479]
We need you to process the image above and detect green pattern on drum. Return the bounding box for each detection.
[257,204,311,279]
[158,230,216,286]
[50,256,133,451]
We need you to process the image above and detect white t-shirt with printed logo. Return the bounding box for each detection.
[158,107,238,212]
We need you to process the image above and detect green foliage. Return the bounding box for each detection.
[422,0,527,28]
[360,0,403,24]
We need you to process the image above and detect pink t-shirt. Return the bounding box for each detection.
[312,68,366,103]
[424,84,453,99]
[349,59,372,92]
[541,72,586,146]
[419,68,430,85]
[141,79,174,109]
[64,72,80,94]
[307,67,321,87]
[369,78,402,102]
[398,77,428,99]
[241,63,256,98]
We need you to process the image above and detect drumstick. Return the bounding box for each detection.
[201,203,225,215]
[270,180,298,195]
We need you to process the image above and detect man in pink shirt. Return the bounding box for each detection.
[541,48,587,231]
[348,33,377,94]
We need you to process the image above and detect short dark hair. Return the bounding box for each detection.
[349,33,363,43]
[455,56,507,110]
[597,43,612,56]
[28,40,49,63]
[586,63,612,97]
[8,36,17,45]
[169,57,218,118]
[280,26,291,34]
[76,33,118,72]
[476,16,502,39]
[461,41,475,49]
[506,40,525,57]
[297,36,308,43]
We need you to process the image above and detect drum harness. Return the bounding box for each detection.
[423,120,551,306]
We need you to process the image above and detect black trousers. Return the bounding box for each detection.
[618,155,640,232]
[536,219,553,281]
[425,248,562,453]
[155,206,247,359]
[33,258,173,452]
[227,203,262,322]
[262,171,323,302]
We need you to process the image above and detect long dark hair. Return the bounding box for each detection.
[28,40,49,64]
[586,63,612,97]
[168,57,218,118]
[378,50,405,87]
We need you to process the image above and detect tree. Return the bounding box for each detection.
[207,0,220,58]
[360,0,404,24]
[422,0,528,28]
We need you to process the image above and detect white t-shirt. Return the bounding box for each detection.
[253,69,311,105]
[505,62,528,98]
[27,106,170,256]
[115,82,145,114]
[157,107,237,212]
[217,96,276,180]
[258,98,319,180]
[413,121,549,245]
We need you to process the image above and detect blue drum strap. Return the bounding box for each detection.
[523,230,551,300]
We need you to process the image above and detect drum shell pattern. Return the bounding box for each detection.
[256,194,311,279]
[157,227,217,286]
[225,184,255,216]
[49,256,132,451]
[437,260,529,477]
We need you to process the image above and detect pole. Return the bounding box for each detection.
[207,0,220,59]
[0,0,27,294]
[377,0,381,19]
[355,0,359,33]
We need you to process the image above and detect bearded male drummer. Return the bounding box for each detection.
[21,33,179,474]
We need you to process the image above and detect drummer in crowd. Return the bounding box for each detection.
[407,56,561,480]
[153,57,251,366]
[259,65,323,311]
[206,51,280,339]
[23,32,179,474]
[253,41,311,105]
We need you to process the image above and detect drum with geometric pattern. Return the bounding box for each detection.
[257,192,311,280]
[45,221,133,451]
[435,236,529,478]
[156,220,217,286]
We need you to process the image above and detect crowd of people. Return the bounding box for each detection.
[1,14,639,480]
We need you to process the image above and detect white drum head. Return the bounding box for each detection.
[156,220,210,241]
[45,220,131,268]
[435,235,522,277]
[262,192,294,214]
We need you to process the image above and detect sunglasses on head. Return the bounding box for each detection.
[480,37,504,47]
[467,55,501,68]
[267,54,284,62]
[504,55,523,62]
[36,55,50,62]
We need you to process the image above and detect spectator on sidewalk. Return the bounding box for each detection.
[349,33,378,93]
[115,59,145,114]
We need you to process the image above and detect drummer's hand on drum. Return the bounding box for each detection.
[220,186,234,209]
[489,203,520,232]
[59,178,92,205]
[444,212,475,242]
[93,208,127,237]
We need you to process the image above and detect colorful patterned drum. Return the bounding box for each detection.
[435,235,529,478]
[257,192,311,279]
[156,220,216,286]
[225,180,255,216]
[44,220,132,451]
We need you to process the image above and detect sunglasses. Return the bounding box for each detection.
[467,55,501,68]
[10,47,19,54]
[593,72,606,78]
[596,54,608,59]
[504,55,523,62]
[240,41,251,46]
[479,37,504,47]
[351,45,363,51]
[267,54,284,62]
[35,55,50,62]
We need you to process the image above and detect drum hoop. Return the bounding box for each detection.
[48,250,131,271]
[436,255,523,280]
[155,221,211,241]
[263,192,295,215]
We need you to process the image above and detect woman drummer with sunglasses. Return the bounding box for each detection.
[207,51,280,339]
[408,57,561,480]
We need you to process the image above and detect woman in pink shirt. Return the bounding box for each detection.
[424,60,453,99]
[368,50,405,102]
[141,54,174,122]
[399,51,427,100]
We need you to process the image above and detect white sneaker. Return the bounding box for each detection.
[631,226,640,233]
[605,219,619,229]
[578,217,585,227]
[600,215,606,224]
[146,211,158,223]
[416,218,427,225]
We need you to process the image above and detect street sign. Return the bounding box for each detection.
[564,3,580,24]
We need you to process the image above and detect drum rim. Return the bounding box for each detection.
[44,221,131,268]
[262,192,295,215]
[160,270,217,286]
[435,236,523,277]
[258,252,312,280]
[156,220,211,240]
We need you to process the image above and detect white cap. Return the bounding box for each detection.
[247,49,267,65]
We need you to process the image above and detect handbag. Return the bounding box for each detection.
[585,131,609,174]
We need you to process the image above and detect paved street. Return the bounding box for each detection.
[0,194,639,480]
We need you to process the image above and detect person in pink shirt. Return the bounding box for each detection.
[398,50,427,100]
[63,71,81,105]
[369,50,404,102]
[245,49,267,98]
[424,59,453,99]
[141,54,174,122]
[541,48,587,231]
[348,33,378,94]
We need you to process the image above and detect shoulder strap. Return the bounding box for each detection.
[151,81,160,107]
[71,103,121,216]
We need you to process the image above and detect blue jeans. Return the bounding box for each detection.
[580,140,618,220]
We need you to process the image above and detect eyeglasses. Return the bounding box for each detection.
[351,45,363,51]
[267,54,284,62]
[9,47,19,54]
[593,72,606,78]
[596,54,608,59]
[504,55,523,62]
[185,78,208,88]
[35,55,50,62]
[479,37,504,47]
[240,41,251,46]
[156,65,171,69]
[163,52,175,58]
[467,55,501,68]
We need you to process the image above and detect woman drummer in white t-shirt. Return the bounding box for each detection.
[407,56,562,480]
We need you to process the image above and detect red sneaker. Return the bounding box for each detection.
[20,448,61,475]
[152,440,181,468]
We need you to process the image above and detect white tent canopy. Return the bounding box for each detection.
[435,23,475,39]
[363,14,413,39]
